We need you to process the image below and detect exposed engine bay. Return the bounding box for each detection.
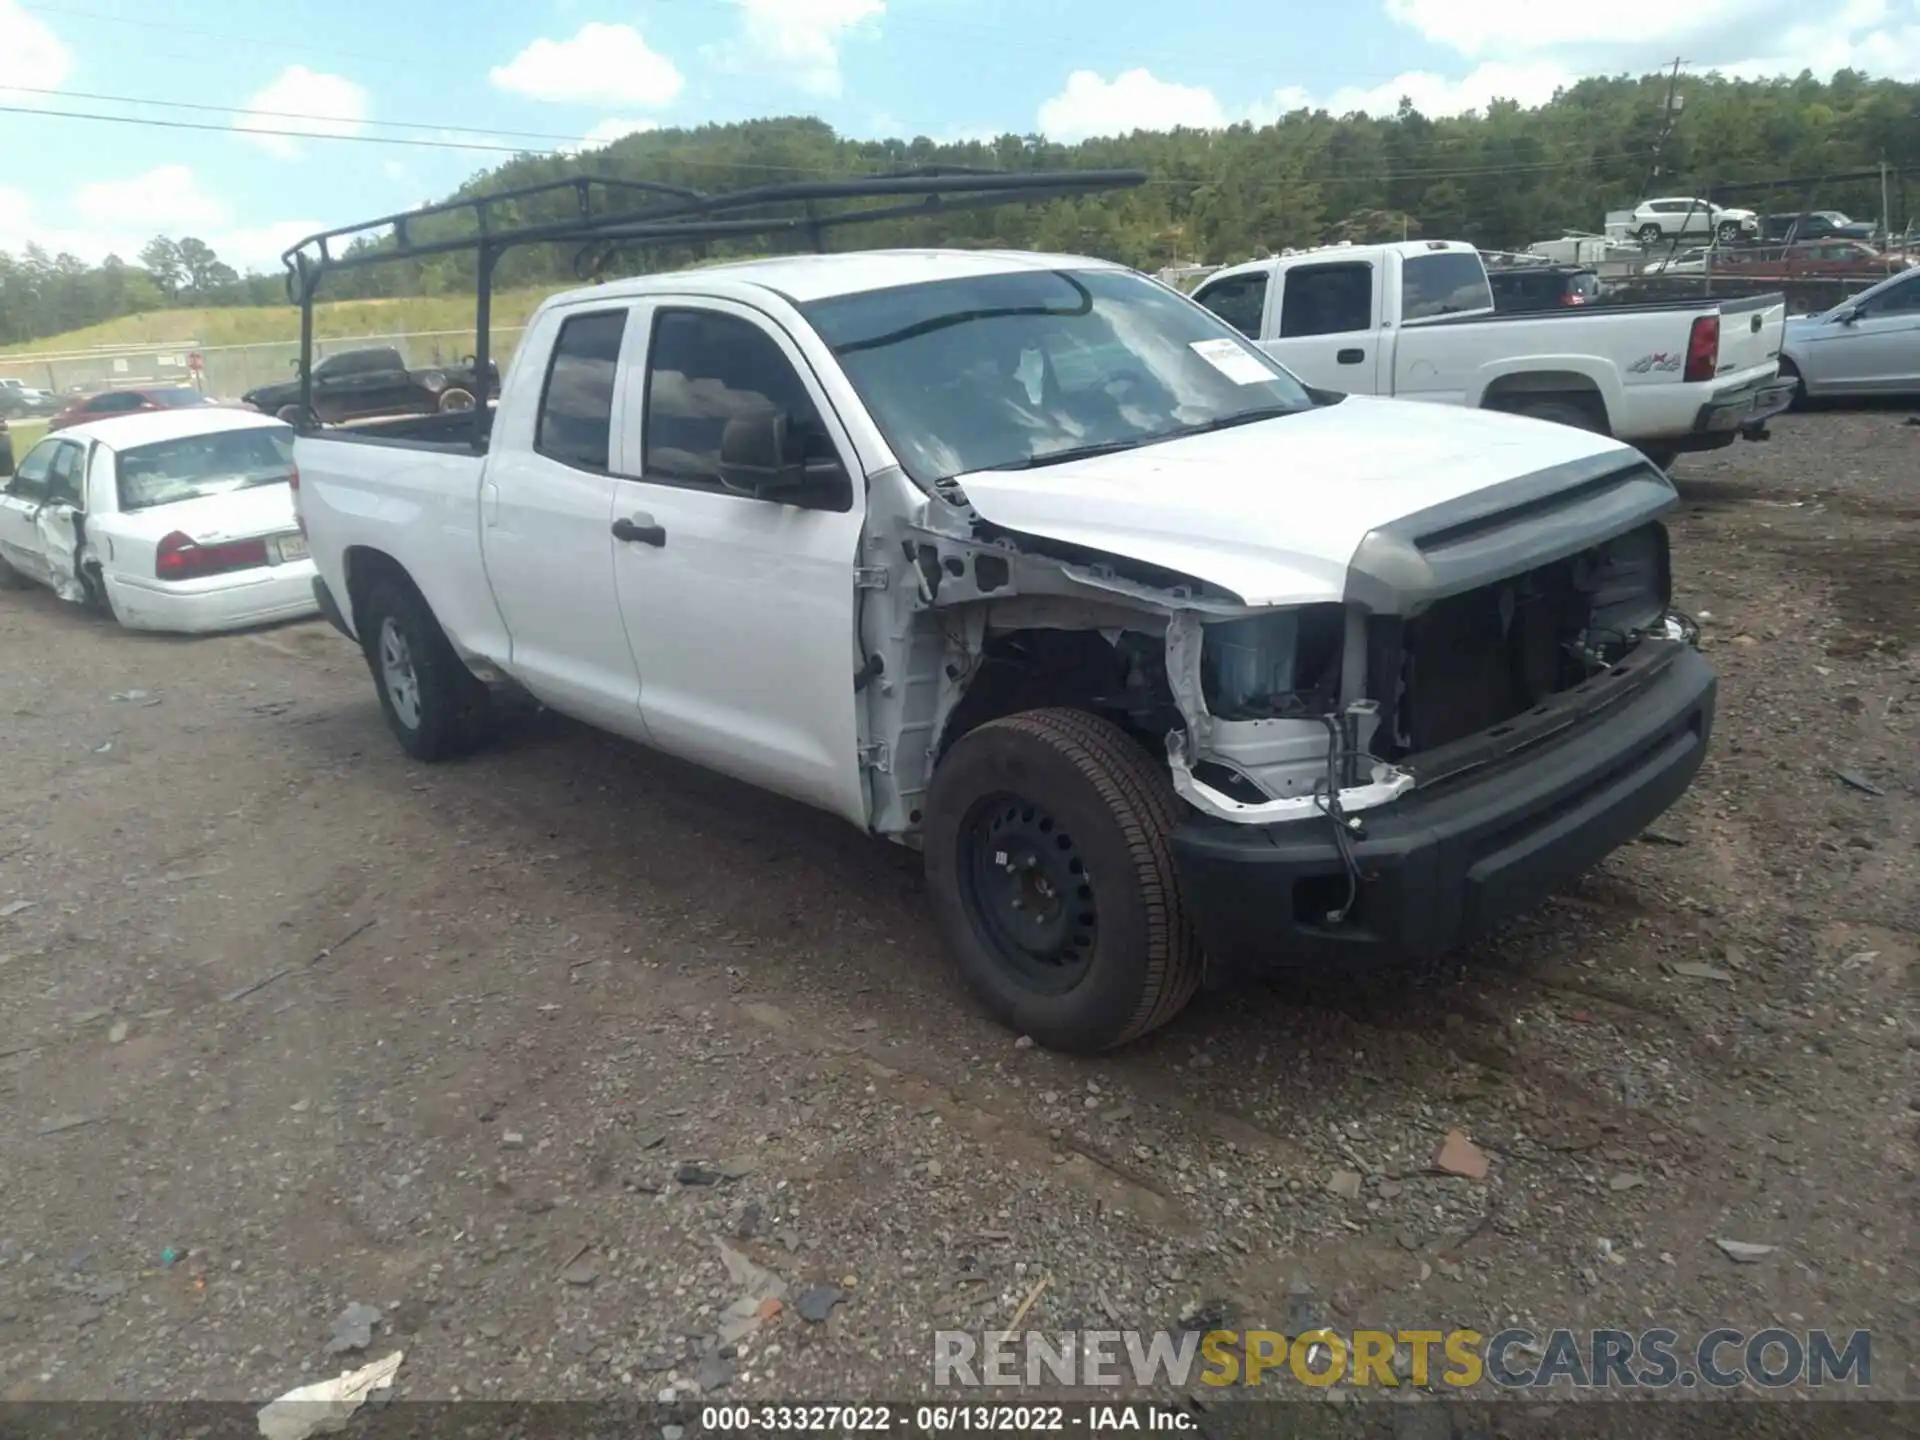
[855,451,1696,868]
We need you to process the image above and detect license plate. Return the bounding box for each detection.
[272,532,309,563]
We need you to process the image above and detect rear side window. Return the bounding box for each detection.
[535,310,628,472]
[1278,262,1373,337]
[1402,253,1493,321]
[1192,272,1268,338]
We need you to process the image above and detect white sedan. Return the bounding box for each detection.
[0,408,318,633]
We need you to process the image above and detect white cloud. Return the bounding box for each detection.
[722,0,883,98]
[75,166,232,232]
[0,0,69,101]
[1037,69,1227,142]
[1259,61,1573,120]
[1382,0,1920,80]
[234,66,370,159]
[490,23,683,108]
[582,117,660,148]
[0,170,321,274]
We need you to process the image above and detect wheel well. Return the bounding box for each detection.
[1481,372,1611,431]
[343,546,418,643]
[937,627,1178,765]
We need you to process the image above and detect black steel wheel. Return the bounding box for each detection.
[923,708,1201,1052]
[956,794,1100,996]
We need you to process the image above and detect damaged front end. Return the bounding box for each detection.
[858,447,1712,961]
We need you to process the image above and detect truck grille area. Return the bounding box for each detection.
[1367,521,1671,759]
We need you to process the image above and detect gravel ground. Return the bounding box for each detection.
[0,410,1914,1416]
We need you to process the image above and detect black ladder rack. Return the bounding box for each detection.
[278,166,1147,446]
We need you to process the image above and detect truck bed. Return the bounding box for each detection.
[1418,290,1786,326]
[307,407,494,453]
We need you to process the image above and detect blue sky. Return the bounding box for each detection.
[3,0,1917,273]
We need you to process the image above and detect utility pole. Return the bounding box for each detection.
[1640,58,1686,201]
[1880,156,1892,242]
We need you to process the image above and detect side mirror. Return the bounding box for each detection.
[717,412,848,509]
[1834,305,1860,324]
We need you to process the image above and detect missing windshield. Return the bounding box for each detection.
[803,267,1313,485]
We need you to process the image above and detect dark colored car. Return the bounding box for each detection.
[46,385,213,433]
[1486,265,1605,312]
[242,345,501,426]
[1757,212,1878,244]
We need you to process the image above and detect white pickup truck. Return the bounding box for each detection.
[1190,240,1794,469]
[296,245,1718,1053]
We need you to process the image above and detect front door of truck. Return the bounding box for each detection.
[1259,260,1385,394]
[610,299,868,827]
[477,303,649,739]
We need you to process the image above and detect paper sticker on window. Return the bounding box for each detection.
[1190,338,1276,385]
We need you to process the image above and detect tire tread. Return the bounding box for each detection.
[973,708,1201,1047]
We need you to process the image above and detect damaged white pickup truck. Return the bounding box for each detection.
[294,227,1715,1052]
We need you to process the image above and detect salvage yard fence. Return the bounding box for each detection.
[0,327,530,404]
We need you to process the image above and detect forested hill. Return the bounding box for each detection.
[6,67,1918,342]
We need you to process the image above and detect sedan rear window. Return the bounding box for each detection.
[116,426,294,511]
[152,388,212,408]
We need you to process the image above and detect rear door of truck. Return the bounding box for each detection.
[477,300,651,740]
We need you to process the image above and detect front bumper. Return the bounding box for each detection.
[1171,645,1716,972]
[1670,375,1798,453]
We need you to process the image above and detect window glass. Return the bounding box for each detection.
[1402,253,1493,320]
[46,443,82,505]
[535,310,628,472]
[116,426,294,511]
[1866,274,1920,315]
[88,392,143,413]
[8,439,56,498]
[643,309,828,488]
[151,387,209,408]
[802,268,1312,486]
[1192,273,1268,338]
[1278,262,1373,337]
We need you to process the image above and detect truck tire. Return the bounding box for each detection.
[357,576,492,762]
[1638,444,1679,471]
[275,404,304,425]
[1511,397,1606,434]
[1777,358,1804,410]
[922,708,1201,1053]
[438,387,476,413]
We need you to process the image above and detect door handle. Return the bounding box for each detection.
[1337,348,1366,365]
[611,514,666,547]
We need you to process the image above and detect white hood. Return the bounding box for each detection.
[955,396,1638,607]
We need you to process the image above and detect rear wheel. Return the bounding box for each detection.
[357,577,492,761]
[438,387,476,413]
[1777,358,1805,410]
[923,708,1201,1053]
[1508,396,1607,434]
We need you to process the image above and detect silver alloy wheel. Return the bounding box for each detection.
[379,616,422,730]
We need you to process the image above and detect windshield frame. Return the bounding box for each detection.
[799,265,1317,487]
[111,423,296,513]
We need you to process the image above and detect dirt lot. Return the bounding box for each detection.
[0,411,1914,1416]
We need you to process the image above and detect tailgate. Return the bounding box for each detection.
[1715,294,1785,376]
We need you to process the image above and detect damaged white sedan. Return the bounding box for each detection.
[0,409,318,634]
[292,236,1715,1054]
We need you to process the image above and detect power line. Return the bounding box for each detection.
[1,84,607,144]
[0,102,551,155]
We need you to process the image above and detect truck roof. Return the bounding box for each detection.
[1201,239,1482,284]
[548,247,1130,308]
